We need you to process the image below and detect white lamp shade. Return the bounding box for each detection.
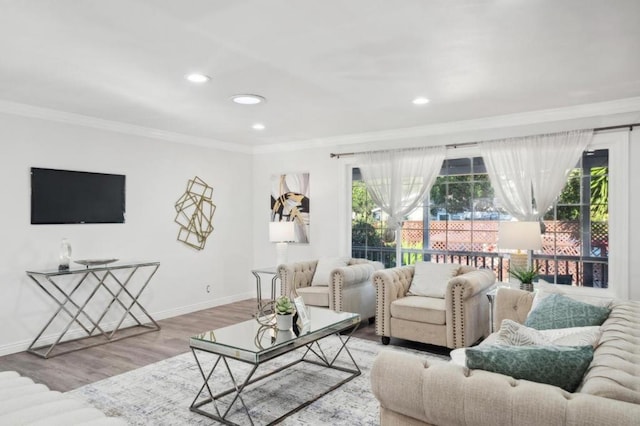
[498,221,543,251]
[269,221,296,243]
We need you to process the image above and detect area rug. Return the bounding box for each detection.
[68,336,449,425]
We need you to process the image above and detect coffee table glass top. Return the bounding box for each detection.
[190,307,360,363]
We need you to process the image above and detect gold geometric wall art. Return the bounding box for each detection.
[175,176,216,250]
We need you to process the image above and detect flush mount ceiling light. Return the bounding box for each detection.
[252,123,266,130]
[231,94,266,105]
[412,97,430,105]
[185,73,211,83]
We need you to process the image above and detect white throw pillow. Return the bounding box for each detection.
[495,319,551,346]
[407,262,462,298]
[495,319,601,348]
[311,257,350,286]
[541,326,602,347]
[449,348,467,367]
[529,284,612,315]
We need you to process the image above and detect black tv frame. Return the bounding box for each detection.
[30,167,126,225]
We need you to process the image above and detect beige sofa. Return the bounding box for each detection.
[278,258,384,320]
[0,371,126,425]
[371,288,640,426]
[372,264,496,349]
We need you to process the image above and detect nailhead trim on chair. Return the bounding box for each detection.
[450,281,466,348]
[374,274,386,336]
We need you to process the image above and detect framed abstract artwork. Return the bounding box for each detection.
[270,172,310,243]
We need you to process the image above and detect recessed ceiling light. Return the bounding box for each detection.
[252,123,266,130]
[185,73,211,83]
[231,94,266,105]
[412,97,430,105]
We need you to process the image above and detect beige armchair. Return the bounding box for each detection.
[372,263,496,349]
[277,258,384,320]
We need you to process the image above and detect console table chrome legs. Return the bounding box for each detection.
[26,261,161,358]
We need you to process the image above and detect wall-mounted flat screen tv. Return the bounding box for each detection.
[31,167,126,224]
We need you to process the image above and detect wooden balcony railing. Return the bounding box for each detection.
[352,246,608,288]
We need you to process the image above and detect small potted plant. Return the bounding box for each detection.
[275,295,295,330]
[509,264,540,292]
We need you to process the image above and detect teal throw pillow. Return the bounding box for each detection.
[466,344,593,392]
[524,293,610,330]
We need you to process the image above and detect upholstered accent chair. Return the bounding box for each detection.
[277,258,384,320]
[372,262,496,349]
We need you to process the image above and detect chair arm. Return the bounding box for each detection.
[494,287,534,326]
[372,266,415,337]
[277,260,317,297]
[371,350,447,423]
[332,263,380,288]
[445,268,496,348]
[329,263,381,311]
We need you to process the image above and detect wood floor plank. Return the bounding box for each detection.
[0,298,449,392]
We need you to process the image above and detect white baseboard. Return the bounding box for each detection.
[0,292,255,357]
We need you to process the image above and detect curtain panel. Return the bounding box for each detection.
[357,146,445,266]
[480,130,593,221]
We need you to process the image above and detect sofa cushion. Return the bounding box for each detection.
[525,293,610,330]
[296,286,330,307]
[496,319,601,347]
[466,344,594,392]
[311,257,349,286]
[407,262,461,298]
[390,296,446,324]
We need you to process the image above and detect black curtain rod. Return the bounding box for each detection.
[329,122,639,159]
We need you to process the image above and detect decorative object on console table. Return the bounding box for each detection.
[498,221,542,290]
[275,295,294,330]
[58,238,72,270]
[269,221,295,266]
[174,176,216,250]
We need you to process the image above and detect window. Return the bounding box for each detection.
[351,149,610,288]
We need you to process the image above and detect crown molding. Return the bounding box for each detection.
[253,96,640,154]
[1,97,639,157]
[0,99,252,154]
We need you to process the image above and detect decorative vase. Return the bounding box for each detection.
[520,282,534,292]
[59,238,72,270]
[276,313,293,330]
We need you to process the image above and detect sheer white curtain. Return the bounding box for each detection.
[480,130,593,221]
[358,146,446,266]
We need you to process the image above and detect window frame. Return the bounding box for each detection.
[344,130,630,299]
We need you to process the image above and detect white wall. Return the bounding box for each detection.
[252,112,640,300]
[0,113,254,355]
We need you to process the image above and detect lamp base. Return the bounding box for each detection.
[508,252,529,286]
[509,252,528,271]
[275,242,288,266]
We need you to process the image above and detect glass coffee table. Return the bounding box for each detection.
[189,307,361,425]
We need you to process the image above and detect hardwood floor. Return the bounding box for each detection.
[0,298,450,392]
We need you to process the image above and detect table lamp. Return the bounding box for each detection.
[498,221,543,271]
[269,221,296,266]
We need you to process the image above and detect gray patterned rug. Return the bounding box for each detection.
[68,336,449,425]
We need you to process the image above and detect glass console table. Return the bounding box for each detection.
[25,261,160,358]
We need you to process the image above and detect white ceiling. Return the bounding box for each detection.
[1,1,639,148]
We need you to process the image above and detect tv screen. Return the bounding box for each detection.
[31,167,126,224]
